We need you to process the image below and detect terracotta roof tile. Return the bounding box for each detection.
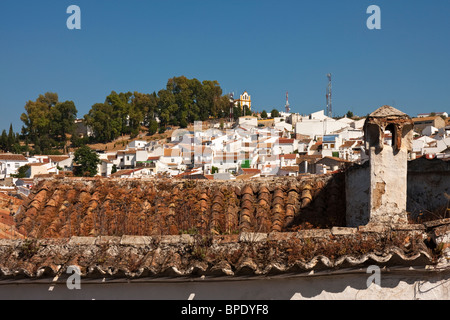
[0,154,27,161]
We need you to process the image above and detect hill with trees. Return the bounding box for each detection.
[2,76,235,155]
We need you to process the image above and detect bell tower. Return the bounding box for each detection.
[363,105,414,225]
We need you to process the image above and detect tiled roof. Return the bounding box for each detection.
[280,154,297,160]
[48,156,70,163]
[0,226,437,279]
[164,149,181,157]
[0,154,27,161]
[279,166,299,172]
[310,141,322,151]
[412,116,441,122]
[340,141,356,149]
[278,138,294,144]
[15,176,347,238]
[241,168,261,174]
[1,176,449,279]
[28,162,47,167]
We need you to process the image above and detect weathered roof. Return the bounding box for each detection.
[3,170,449,280]
[280,154,297,160]
[48,155,70,163]
[278,138,294,144]
[0,226,436,279]
[368,105,408,118]
[0,154,27,161]
[412,116,443,122]
[15,176,346,238]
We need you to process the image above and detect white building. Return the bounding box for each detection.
[238,116,257,127]
[321,134,342,158]
[295,112,350,139]
[274,138,297,155]
[128,140,148,149]
[116,149,148,169]
[213,152,241,173]
[0,154,29,179]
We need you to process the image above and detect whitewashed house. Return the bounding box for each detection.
[238,116,258,127]
[321,134,342,157]
[0,154,29,179]
[213,152,241,173]
[48,155,73,171]
[279,154,298,167]
[275,138,297,155]
[116,149,148,169]
[128,140,148,149]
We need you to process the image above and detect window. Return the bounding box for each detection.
[127,156,130,161]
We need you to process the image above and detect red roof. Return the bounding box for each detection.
[278,138,294,144]
[0,154,27,161]
[280,154,297,159]
[241,168,261,174]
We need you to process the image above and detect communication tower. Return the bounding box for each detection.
[285,91,290,113]
[326,73,332,117]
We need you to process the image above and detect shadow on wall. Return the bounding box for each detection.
[407,157,450,222]
[346,157,450,227]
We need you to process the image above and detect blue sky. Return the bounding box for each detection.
[1,0,449,132]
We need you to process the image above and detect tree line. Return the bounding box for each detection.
[2,76,248,155]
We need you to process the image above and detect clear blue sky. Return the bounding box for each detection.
[1,0,449,133]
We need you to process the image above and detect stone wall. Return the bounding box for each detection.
[407,157,450,220]
[347,158,450,227]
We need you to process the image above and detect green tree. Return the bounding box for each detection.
[7,124,16,151]
[0,130,7,151]
[84,103,121,143]
[261,110,268,119]
[346,110,354,118]
[73,145,101,177]
[11,165,30,178]
[233,105,242,119]
[271,109,280,118]
[20,92,77,154]
[148,119,159,135]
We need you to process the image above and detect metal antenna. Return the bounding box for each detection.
[285,91,290,113]
[326,73,332,117]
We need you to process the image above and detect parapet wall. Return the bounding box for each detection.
[0,222,441,279]
[407,158,450,220]
[346,158,450,226]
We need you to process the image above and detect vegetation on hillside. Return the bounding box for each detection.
[2,76,237,155]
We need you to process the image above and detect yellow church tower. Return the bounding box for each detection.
[234,91,251,111]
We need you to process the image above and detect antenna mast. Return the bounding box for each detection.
[326,73,332,117]
[285,91,290,113]
[229,92,234,123]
